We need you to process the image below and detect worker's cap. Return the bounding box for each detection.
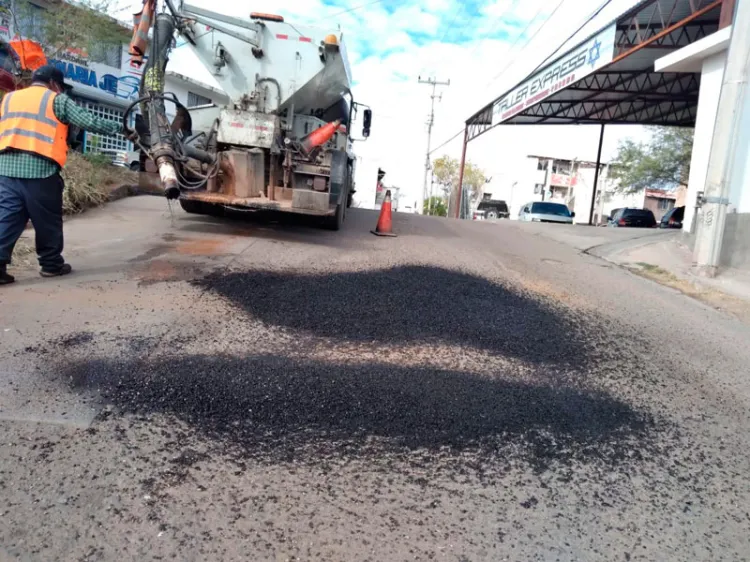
[31,65,69,90]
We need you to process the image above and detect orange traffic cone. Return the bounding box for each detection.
[301,119,341,154]
[371,190,397,237]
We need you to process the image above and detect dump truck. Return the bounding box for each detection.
[126,1,372,230]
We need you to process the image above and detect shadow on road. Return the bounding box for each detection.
[63,353,654,469]
[194,265,590,367]
[175,208,364,248]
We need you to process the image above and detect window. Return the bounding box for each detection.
[187,91,212,107]
[77,100,128,155]
[536,160,547,171]
[658,198,673,211]
[88,42,122,68]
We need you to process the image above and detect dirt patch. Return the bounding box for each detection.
[175,238,228,256]
[131,259,205,287]
[628,262,750,324]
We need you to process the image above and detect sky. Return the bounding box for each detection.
[111,0,651,209]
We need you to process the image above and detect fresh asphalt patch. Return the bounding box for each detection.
[192,265,592,368]
[35,264,687,481]
[59,352,657,474]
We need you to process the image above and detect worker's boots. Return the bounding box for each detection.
[0,264,14,285]
[40,263,72,278]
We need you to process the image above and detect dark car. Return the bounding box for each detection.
[606,208,623,225]
[659,206,685,229]
[476,199,509,219]
[611,208,657,228]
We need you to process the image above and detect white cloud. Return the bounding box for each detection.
[113,0,646,210]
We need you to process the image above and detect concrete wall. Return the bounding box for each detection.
[684,51,726,233]
[720,213,750,269]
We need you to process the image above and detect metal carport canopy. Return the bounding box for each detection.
[453,0,734,220]
[465,0,730,141]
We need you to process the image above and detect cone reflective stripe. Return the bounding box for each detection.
[371,190,397,237]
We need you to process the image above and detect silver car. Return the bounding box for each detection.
[518,201,574,224]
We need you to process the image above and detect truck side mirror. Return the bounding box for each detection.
[362,109,372,138]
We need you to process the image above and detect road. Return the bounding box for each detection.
[2,197,750,561]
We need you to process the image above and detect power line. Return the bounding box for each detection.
[428,0,570,156]
[429,127,464,156]
[485,0,569,87]
[527,0,615,77]
[326,0,388,19]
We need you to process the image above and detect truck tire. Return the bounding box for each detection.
[485,209,499,220]
[324,199,345,230]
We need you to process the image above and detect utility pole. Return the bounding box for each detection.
[693,0,747,276]
[418,76,450,214]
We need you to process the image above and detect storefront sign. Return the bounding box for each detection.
[492,24,617,125]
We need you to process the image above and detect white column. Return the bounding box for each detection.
[684,52,726,233]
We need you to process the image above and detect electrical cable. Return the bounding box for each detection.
[526,0,616,77]
[325,0,388,19]
[485,0,569,87]
[427,0,569,157]
[428,127,465,156]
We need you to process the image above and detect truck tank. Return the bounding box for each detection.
[129,3,370,231]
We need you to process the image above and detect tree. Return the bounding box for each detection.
[423,196,447,217]
[609,126,694,193]
[432,155,487,204]
[11,0,128,62]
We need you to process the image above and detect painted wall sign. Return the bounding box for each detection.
[47,46,142,103]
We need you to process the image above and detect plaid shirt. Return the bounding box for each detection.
[0,92,123,179]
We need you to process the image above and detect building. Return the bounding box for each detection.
[654,17,749,269]
[500,155,615,223]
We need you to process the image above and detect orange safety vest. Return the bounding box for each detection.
[0,85,69,167]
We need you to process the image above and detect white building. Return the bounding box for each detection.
[655,22,749,268]
[495,155,618,224]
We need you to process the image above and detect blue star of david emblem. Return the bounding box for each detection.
[588,39,602,68]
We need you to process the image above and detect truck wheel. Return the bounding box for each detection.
[486,209,499,220]
[179,199,204,214]
[324,200,345,231]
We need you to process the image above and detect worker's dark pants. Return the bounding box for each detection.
[0,174,65,271]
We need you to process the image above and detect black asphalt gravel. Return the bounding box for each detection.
[3,203,750,561]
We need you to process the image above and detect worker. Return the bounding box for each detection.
[0,65,130,285]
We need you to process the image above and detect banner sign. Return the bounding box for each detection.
[492,24,617,125]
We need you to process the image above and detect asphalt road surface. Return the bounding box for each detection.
[2,197,750,561]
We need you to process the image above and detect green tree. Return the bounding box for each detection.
[432,155,487,204]
[610,126,694,193]
[423,196,447,217]
[12,0,128,61]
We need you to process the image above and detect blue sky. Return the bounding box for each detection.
[114,0,644,208]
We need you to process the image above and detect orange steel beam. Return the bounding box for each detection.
[611,0,723,64]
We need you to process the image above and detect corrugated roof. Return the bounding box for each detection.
[467,0,726,138]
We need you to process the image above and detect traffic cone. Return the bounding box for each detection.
[301,119,341,155]
[371,190,397,237]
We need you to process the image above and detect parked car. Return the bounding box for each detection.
[112,149,141,171]
[606,208,623,225]
[518,201,574,224]
[659,205,685,229]
[476,199,509,220]
[610,208,657,228]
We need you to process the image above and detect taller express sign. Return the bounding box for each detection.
[492,24,616,125]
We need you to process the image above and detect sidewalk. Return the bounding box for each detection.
[595,234,750,323]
